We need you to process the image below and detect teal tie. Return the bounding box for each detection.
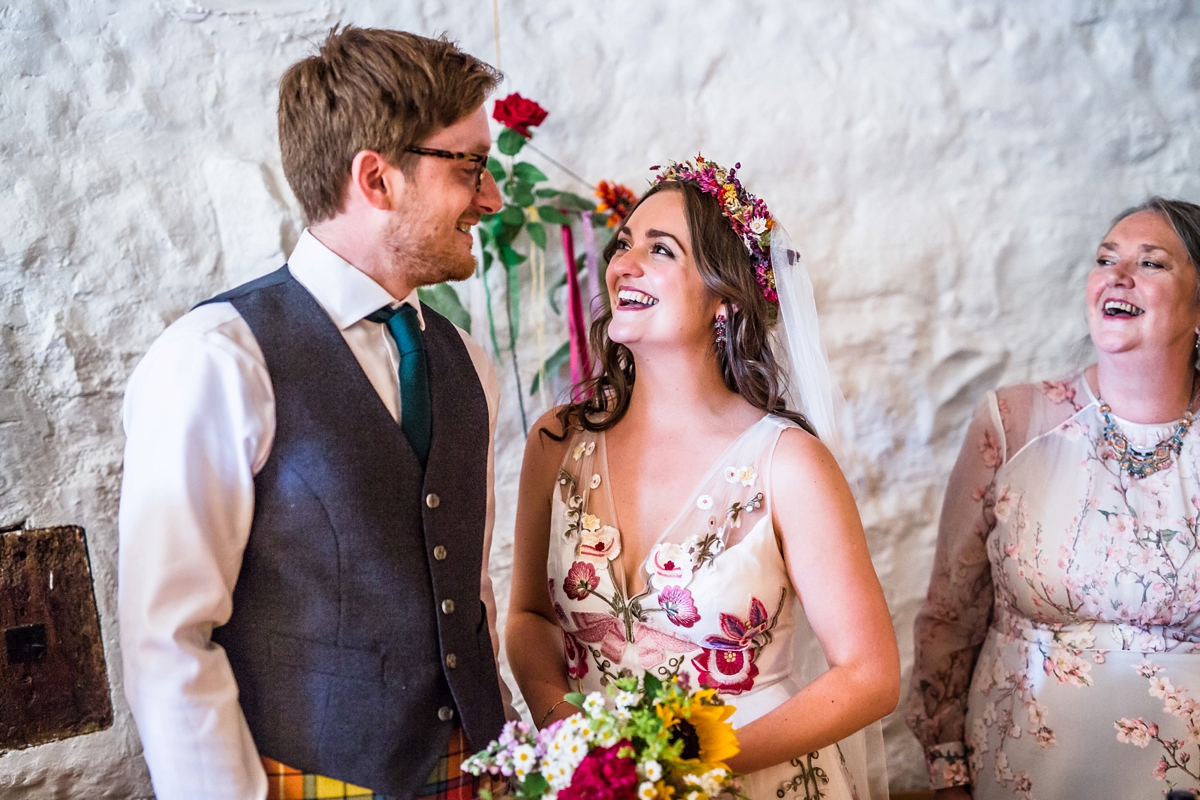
[367,303,431,467]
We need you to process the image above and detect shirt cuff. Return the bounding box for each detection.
[926,741,970,790]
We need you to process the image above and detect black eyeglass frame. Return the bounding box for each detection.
[404,146,489,191]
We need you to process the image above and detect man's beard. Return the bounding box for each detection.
[382,210,477,289]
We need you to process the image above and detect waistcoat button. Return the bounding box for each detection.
[441,599,455,614]
[437,705,454,722]
[433,545,447,561]
[445,653,458,669]
[425,493,440,508]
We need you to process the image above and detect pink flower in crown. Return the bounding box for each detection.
[652,154,778,307]
[657,585,701,628]
[579,525,621,562]
[564,561,600,601]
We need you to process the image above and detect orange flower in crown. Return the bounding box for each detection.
[594,180,638,227]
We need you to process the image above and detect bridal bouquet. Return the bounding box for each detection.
[463,674,745,800]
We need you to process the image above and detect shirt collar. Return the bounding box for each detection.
[286,229,425,331]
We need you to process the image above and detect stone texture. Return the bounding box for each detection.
[2,0,1199,794]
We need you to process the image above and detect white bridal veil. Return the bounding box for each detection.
[771,224,890,800]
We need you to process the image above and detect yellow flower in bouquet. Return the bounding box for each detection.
[655,685,740,772]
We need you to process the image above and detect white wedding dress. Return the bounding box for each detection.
[546,415,866,800]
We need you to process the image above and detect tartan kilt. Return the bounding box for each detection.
[262,726,479,800]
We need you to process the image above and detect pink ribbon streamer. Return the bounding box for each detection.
[561,222,593,397]
[580,211,602,319]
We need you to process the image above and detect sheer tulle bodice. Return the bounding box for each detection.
[547,416,863,800]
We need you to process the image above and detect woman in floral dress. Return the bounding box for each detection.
[507,158,899,800]
[907,198,1200,799]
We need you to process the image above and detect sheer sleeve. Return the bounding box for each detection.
[905,391,1008,790]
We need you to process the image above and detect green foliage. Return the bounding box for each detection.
[536,205,571,225]
[476,117,619,435]
[510,181,536,207]
[487,156,506,183]
[526,221,547,250]
[556,191,600,212]
[513,161,549,183]
[519,773,549,798]
[497,126,527,155]
[506,260,521,342]
[416,284,470,334]
[500,205,525,226]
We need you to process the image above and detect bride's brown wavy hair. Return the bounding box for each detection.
[547,180,816,439]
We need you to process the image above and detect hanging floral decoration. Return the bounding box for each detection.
[418,92,636,432]
[595,180,638,227]
[492,93,549,138]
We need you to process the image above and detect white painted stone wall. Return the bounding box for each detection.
[3,0,1200,795]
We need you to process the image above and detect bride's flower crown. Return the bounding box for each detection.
[652,154,778,305]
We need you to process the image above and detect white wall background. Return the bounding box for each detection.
[3,0,1200,795]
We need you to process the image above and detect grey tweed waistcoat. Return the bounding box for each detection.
[204,266,505,798]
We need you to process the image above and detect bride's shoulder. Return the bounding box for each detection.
[770,424,847,493]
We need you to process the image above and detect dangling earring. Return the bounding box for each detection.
[714,313,727,347]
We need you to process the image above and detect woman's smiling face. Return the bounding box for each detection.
[605,189,722,352]
[1087,209,1200,360]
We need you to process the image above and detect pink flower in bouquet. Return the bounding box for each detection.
[564,561,600,600]
[558,740,638,800]
[492,93,548,137]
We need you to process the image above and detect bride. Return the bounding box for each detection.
[506,156,899,798]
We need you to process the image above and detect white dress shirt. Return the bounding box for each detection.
[118,230,505,800]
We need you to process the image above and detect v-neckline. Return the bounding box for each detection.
[599,414,771,597]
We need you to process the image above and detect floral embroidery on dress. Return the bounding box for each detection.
[1040,380,1078,408]
[657,585,700,628]
[1115,660,1200,791]
[565,561,600,600]
[648,542,693,588]
[692,589,785,695]
[580,525,620,561]
[724,465,757,487]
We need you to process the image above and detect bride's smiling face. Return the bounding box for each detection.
[605,189,722,351]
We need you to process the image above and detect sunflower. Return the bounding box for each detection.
[655,687,740,771]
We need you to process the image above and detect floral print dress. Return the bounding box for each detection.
[548,415,860,800]
[907,370,1200,798]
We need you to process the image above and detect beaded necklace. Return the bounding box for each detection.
[1096,399,1194,479]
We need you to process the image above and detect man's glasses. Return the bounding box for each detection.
[404,147,489,192]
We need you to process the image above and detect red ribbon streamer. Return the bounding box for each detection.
[561,222,593,398]
[580,211,601,319]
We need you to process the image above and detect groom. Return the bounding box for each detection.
[119,27,509,800]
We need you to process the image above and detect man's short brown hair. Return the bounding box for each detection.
[278,27,500,223]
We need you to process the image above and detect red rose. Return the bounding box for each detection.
[492,93,548,137]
